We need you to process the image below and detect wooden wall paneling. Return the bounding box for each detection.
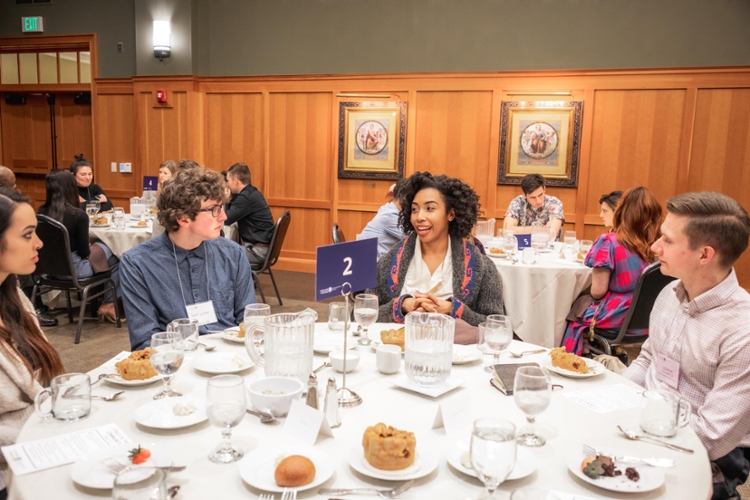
[93,85,135,196]
[337,178,394,206]
[268,206,330,273]
[54,94,93,169]
[0,94,52,174]
[572,87,596,237]
[138,90,190,178]
[336,209,378,245]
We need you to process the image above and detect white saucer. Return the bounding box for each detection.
[314,333,358,354]
[127,222,151,229]
[348,445,437,481]
[238,445,335,493]
[389,373,465,398]
[567,447,665,493]
[134,396,207,429]
[105,374,162,387]
[71,442,173,489]
[193,352,253,374]
[541,356,606,378]
[446,438,536,481]
[90,223,111,229]
[452,345,482,365]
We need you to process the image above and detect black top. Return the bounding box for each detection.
[37,205,90,258]
[224,184,275,245]
[78,183,113,212]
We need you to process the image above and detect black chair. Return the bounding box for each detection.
[252,211,291,305]
[31,215,121,344]
[590,261,676,355]
[332,223,346,244]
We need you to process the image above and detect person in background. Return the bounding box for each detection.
[624,192,750,500]
[368,172,504,327]
[359,181,406,259]
[37,170,122,323]
[70,154,113,212]
[0,190,65,499]
[178,159,201,171]
[120,167,256,350]
[599,190,623,230]
[157,159,177,195]
[0,167,16,190]
[224,162,275,266]
[503,173,564,241]
[561,187,662,355]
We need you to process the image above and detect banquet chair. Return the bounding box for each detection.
[252,211,291,305]
[30,215,122,344]
[590,261,676,356]
[332,223,346,244]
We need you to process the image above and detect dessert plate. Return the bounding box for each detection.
[446,438,537,481]
[90,223,111,229]
[104,374,161,387]
[127,222,151,229]
[349,445,437,481]
[239,445,334,493]
[71,442,173,489]
[389,373,465,398]
[452,345,482,365]
[567,447,665,493]
[540,356,606,379]
[193,352,253,374]
[134,396,207,429]
[219,327,245,344]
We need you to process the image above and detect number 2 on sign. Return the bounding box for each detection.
[343,257,353,276]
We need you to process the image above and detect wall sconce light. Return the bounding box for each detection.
[153,20,171,61]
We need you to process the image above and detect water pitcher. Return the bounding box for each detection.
[245,310,315,382]
[404,312,454,386]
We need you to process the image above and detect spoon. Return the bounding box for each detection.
[196,342,216,352]
[617,425,695,453]
[509,349,546,358]
[91,373,111,386]
[247,408,276,424]
[91,391,124,401]
[314,361,331,373]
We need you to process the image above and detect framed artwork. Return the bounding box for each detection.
[338,101,407,180]
[497,100,583,187]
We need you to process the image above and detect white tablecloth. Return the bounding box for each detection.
[90,221,153,259]
[493,254,593,348]
[11,323,710,499]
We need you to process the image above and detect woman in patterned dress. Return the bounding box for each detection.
[561,187,662,355]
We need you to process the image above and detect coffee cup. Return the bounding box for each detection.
[34,373,91,421]
[522,247,537,265]
[376,344,401,374]
[640,390,691,437]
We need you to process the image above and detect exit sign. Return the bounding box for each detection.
[21,17,44,33]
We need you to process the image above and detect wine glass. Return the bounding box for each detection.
[112,467,167,500]
[580,239,594,259]
[85,203,98,219]
[206,374,247,463]
[470,418,517,499]
[353,294,378,339]
[150,332,185,400]
[478,319,512,368]
[563,231,577,249]
[514,366,551,447]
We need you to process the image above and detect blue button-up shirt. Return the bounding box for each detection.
[358,202,405,259]
[120,232,256,350]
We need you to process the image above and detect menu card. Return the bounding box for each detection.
[563,384,642,414]
[1,423,131,475]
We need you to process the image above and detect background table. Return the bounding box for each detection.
[12,323,710,499]
[492,253,592,348]
[90,220,153,258]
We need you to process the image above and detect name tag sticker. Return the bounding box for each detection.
[656,354,680,390]
[186,300,218,326]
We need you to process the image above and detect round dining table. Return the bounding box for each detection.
[89,219,154,259]
[11,323,711,499]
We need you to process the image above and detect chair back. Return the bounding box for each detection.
[332,223,346,244]
[34,214,80,286]
[258,211,291,271]
[619,261,677,334]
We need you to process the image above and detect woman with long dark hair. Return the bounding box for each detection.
[0,189,65,497]
[561,187,663,354]
[70,154,113,212]
[37,170,121,322]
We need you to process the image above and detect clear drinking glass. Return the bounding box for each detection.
[112,467,166,500]
[206,374,247,463]
[470,418,517,500]
[563,231,577,248]
[502,236,517,259]
[244,303,271,345]
[514,366,551,447]
[353,294,378,339]
[580,239,594,259]
[166,318,200,350]
[327,302,350,331]
[530,223,548,250]
[404,312,454,386]
[113,207,125,229]
[86,203,98,219]
[477,319,512,367]
[150,332,185,400]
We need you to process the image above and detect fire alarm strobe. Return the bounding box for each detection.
[156,89,168,103]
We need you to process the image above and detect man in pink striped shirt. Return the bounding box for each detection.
[625,191,750,500]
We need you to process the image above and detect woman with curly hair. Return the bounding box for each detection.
[368,172,504,328]
[561,186,663,354]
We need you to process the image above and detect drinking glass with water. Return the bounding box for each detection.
[34,373,91,421]
[470,418,517,499]
[150,332,185,400]
[206,375,247,463]
[404,312,454,387]
[477,319,512,367]
[112,467,167,500]
[563,231,577,248]
[353,294,378,339]
[514,366,551,447]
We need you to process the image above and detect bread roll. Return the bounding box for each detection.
[274,455,316,487]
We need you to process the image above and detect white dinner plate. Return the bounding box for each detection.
[127,222,151,229]
[239,445,335,493]
[90,223,111,229]
[349,444,437,481]
[134,396,207,429]
[314,332,358,354]
[540,356,606,379]
[389,373,466,398]
[104,373,162,387]
[193,352,253,374]
[452,345,482,365]
[446,438,536,481]
[567,447,665,493]
[70,442,173,489]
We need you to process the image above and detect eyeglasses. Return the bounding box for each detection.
[198,204,224,217]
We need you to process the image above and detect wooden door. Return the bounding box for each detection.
[0,94,53,174]
[54,94,93,170]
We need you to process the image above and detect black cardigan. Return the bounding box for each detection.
[37,206,90,258]
[78,183,113,212]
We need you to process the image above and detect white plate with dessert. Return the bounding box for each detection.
[452,345,482,365]
[220,327,245,344]
[134,396,208,430]
[567,447,665,493]
[128,221,151,229]
[106,348,163,386]
[239,445,334,493]
[349,444,437,481]
[352,424,437,481]
[542,349,605,379]
[193,352,253,374]
[105,374,162,387]
[71,442,173,489]
[446,438,537,480]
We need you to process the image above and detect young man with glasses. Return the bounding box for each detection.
[120,168,257,350]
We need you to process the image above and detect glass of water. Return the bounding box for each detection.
[502,235,517,259]
[477,319,512,367]
[113,207,125,229]
[530,223,549,250]
[112,467,166,500]
[166,318,200,350]
[404,312,454,386]
[470,418,516,499]
[206,374,246,463]
[150,332,185,400]
[563,231,577,248]
[85,203,98,219]
[514,366,551,447]
[353,294,378,339]
[580,239,594,259]
[244,303,271,345]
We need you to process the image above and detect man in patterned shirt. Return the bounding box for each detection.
[625,192,750,500]
[503,173,564,241]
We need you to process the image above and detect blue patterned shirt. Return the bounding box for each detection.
[120,232,256,350]
[504,194,565,226]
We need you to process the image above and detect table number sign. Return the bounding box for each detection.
[315,239,377,301]
[516,234,531,250]
[142,176,158,191]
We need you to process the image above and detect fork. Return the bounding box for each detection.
[320,479,414,498]
[102,457,187,475]
[281,489,296,500]
[258,494,275,500]
[582,444,675,468]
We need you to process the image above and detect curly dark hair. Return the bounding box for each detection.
[157,167,228,233]
[397,172,481,240]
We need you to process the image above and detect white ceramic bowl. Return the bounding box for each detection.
[246,376,304,416]
[329,349,360,373]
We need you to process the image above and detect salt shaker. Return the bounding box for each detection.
[305,373,319,410]
[323,377,341,428]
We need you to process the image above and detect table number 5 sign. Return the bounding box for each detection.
[315,238,377,301]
